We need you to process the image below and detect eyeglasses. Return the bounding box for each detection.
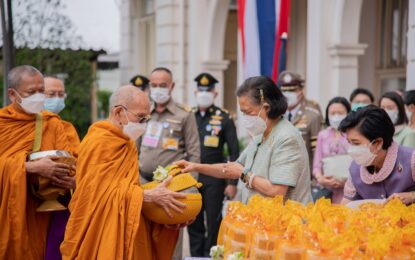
[150,83,171,88]
[44,92,67,98]
[115,105,151,123]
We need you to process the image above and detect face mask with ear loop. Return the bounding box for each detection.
[242,89,268,137]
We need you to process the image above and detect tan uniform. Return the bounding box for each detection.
[138,99,201,182]
[290,99,323,167]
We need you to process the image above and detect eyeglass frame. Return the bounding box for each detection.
[115,105,151,123]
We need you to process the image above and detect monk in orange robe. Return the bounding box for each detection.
[61,86,187,260]
[0,65,76,259]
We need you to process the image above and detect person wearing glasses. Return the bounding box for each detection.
[137,68,200,260]
[42,76,80,260]
[175,76,312,205]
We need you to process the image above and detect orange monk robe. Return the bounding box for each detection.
[0,104,73,260]
[60,120,80,158]
[61,121,179,260]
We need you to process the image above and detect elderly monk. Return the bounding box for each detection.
[44,76,80,156]
[61,85,187,260]
[43,76,81,260]
[0,65,75,259]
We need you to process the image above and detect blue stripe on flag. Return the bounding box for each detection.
[256,0,276,77]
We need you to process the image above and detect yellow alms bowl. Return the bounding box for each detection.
[142,193,202,225]
[141,171,203,225]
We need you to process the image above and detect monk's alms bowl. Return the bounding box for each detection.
[141,171,203,225]
[29,150,76,212]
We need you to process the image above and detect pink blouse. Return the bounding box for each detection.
[313,127,350,175]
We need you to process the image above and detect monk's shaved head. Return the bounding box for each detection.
[109,85,144,109]
[8,65,43,90]
[109,85,150,127]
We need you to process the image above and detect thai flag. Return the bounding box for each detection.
[238,0,291,82]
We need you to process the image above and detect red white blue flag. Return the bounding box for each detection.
[238,0,291,81]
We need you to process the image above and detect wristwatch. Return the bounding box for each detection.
[240,168,250,183]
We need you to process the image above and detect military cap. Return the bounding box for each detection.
[278,71,305,91]
[194,73,218,91]
[130,75,149,90]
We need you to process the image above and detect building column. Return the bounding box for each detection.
[201,60,230,107]
[328,44,367,98]
[407,0,415,90]
[119,0,135,83]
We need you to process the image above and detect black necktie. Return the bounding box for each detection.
[288,112,292,122]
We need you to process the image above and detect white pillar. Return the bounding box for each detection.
[328,44,367,98]
[407,0,415,90]
[119,0,135,84]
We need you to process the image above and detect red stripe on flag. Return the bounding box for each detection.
[272,0,291,82]
[237,0,246,64]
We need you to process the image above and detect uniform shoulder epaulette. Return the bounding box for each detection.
[191,107,198,113]
[309,100,319,106]
[305,106,320,115]
[221,108,229,114]
[176,103,192,112]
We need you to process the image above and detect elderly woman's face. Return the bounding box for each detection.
[238,95,267,118]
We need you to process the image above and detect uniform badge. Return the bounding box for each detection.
[211,115,223,120]
[204,135,219,148]
[209,120,221,125]
[162,137,179,151]
[206,124,212,131]
[216,110,221,115]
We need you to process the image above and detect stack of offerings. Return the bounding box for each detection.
[217,195,415,259]
[141,165,203,225]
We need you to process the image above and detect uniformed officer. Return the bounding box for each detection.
[130,74,150,95]
[278,71,323,167]
[137,67,200,260]
[188,73,240,257]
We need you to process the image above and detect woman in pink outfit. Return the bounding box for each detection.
[313,97,351,204]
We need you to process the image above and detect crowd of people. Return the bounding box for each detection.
[1,64,415,260]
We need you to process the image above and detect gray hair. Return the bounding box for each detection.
[7,65,43,89]
[109,85,141,110]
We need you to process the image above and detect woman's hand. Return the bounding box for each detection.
[317,175,344,189]
[173,160,199,173]
[387,192,415,205]
[223,162,244,179]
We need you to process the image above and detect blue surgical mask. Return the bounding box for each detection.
[351,103,368,112]
[44,97,65,114]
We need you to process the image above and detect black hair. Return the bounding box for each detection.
[404,90,415,106]
[349,88,375,103]
[325,96,351,126]
[379,91,408,125]
[338,105,395,150]
[151,67,172,76]
[236,76,287,119]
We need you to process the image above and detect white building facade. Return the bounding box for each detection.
[119,0,415,124]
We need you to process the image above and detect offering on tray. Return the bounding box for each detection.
[141,164,203,225]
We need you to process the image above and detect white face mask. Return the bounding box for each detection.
[329,114,346,130]
[242,106,267,137]
[15,91,46,114]
[385,109,399,125]
[347,142,377,167]
[196,91,215,109]
[283,91,298,107]
[122,110,147,141]
[406,110,413,122]
[150,87,170,104]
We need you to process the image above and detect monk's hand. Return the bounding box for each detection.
[52,175,76,190]
[387,192,415,205]
[25,156,72,182]
[143,176,186,218]
[223,162,244,179]
[173,160,198,173]
[164,219,195,230]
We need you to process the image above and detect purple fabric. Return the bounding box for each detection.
[348,145,415,200]
[45,210,70,260]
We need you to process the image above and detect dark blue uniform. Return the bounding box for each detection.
[188,105,239,257]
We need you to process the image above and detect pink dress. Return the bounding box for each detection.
[313,127,349,203]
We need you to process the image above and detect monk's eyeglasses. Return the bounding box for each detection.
[115,105,151,123]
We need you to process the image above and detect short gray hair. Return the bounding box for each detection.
[7,65,43,89]
[109,85,141,110]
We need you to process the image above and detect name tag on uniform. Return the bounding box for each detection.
[142,122,163,148]
[162,137,179,150]
[204,135,219,148]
